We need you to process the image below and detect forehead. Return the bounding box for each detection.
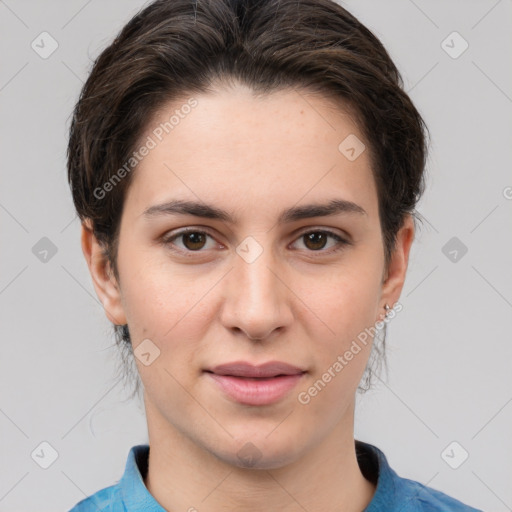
[123,85,378,222]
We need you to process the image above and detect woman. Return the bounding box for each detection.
[67,0,481,510]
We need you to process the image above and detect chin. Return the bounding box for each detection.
[211,434,303,470]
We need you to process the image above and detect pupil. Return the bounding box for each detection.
[185,233,205,250]
[306,232,326,250]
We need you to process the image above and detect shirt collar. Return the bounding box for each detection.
[119,441,398,511]
[120,444,165,511]
[355,440,401,511]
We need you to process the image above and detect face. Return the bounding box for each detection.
[83,83,413,469]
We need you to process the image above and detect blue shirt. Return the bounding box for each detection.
[68,441,482,511]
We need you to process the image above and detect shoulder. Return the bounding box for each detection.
[67,444,151,512]
[393,476,483,511]
[356,441,482,512]
[67,483,123,512]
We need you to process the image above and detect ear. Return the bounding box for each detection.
[378,214,415,318]
[80,219,127,326]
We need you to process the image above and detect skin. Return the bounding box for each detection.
[81,82,414,512]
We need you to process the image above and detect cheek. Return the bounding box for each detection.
[118,245,202,333]
[301,263,382,384]
[308,267,382,339]
[118,255,217,384]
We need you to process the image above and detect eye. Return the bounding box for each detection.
[161,228,217,253]
[291,229,350,254]
[161,227,350,256]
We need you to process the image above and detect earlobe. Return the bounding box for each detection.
[80,220,127,326]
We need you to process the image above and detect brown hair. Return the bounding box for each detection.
[67,0,429,397]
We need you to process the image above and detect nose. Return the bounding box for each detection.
[219,240,294,342]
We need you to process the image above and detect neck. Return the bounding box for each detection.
[143,401,376,512]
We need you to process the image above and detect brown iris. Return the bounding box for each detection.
[302,232,329,251]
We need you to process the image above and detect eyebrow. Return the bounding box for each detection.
[142,198,367,224]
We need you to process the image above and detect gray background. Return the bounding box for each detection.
[1,0,511,511]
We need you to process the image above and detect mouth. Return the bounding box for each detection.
[203,361,306,406]
[205,360,306,378]
[204,372,298,380]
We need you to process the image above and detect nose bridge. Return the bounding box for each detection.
[234,234,282,304]
[221,234,290,338]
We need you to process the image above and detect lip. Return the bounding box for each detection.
[207,361,305,378]
[204,361,306,406]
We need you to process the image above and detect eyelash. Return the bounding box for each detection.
[161,227,351,257]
